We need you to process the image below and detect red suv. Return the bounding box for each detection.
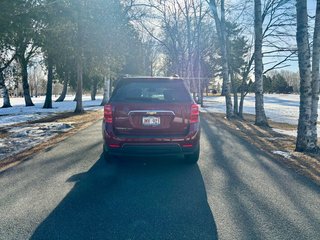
[102,77,200,163]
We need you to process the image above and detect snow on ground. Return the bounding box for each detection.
[202,93,301,125]
[0,95,103,126]
[0,93,312,162]
[0,123,73,161]
[1,93,302,131]
[0,95,103,161]
[272,128,297,137]
[272,150,292,159]
[201,93,315,137]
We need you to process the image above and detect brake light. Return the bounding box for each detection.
[104,104,113,123]
[183,144,193,148]
[190,104,199,123]
[109,144,120,148]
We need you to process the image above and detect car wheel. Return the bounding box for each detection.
[184,146,200,163]
[103,147,113,163]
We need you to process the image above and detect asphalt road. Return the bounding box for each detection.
[0,115,319,240]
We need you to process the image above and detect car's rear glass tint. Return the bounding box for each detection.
[110,80,192,103]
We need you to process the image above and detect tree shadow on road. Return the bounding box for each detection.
[201,116,320,239]
[31,156,218,240]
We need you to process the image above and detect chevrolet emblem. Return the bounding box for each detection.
[147,111,157,115]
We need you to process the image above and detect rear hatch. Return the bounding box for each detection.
[109,78,193,136]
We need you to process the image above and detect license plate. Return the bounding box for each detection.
[142,116,160,126]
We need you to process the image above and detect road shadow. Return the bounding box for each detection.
[201,116,320,239]
[31,156,218,240]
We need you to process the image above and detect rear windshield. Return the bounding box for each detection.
[110,80,192,103]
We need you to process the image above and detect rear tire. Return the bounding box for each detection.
[184,146,200,163]
[103,147,113,163]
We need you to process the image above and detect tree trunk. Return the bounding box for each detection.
[238,81,247,119]
[220,0,233,118]
[221,82,226,96]
[239,93,245,119]
[0,72,12,108]
[74,0,84,114]
[296,0,314,152]
[199,79,204,107]
[239,79,253,120]
[254,0,268,126]
[238,55,254,119]
[100,76,110,106]
[34,68,38,98]
[233,93,238,115]
[19,58,34,106]
[0,54,15,108]
[230,73,238,115]
[43,57,53,109]
[74,56,84,113]
[55,77,68,102]
[310,0,320,149]
[209,0,233,118]
[73,92,78,101]
[193,92,197,103]
[91,78,98,100]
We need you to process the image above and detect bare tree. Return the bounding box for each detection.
[101,75,111,106]
[254,0,268,126]
[295,0,320,152]
[233,0,296,119]
[310,0,320,149]
[208,0,233,118]
[129,1,214,100]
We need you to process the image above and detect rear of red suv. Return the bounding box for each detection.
[102,77,200,163]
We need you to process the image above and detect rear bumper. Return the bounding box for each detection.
[104,143,199,157]
[102,122,200,157]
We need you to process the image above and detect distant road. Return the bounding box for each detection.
[0,114,319,240]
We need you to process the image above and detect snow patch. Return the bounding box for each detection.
[0,95,103,126]
[0,95,103,162]
[265,137,287,141]
[0,122,73,161]
[272,150,291,159]
[273,128,297,137]
[201,94,320,136]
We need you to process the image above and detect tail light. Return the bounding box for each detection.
[104,104,113,123]
[182,144,193,148]
[190,104,199,123]
[109,144,120,148]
